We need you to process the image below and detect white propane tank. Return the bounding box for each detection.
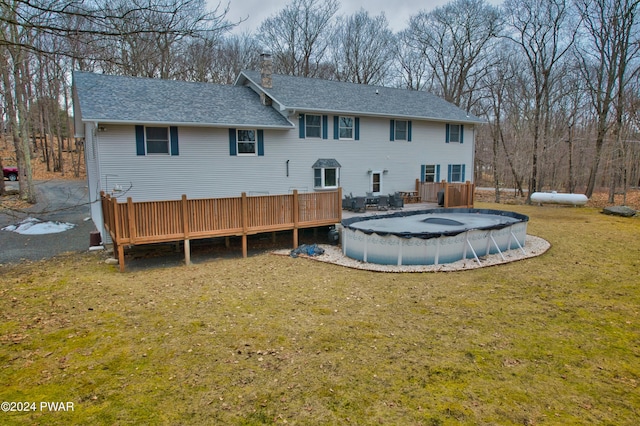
[530,191,588,206]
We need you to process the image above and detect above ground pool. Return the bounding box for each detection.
[341,208,529,266]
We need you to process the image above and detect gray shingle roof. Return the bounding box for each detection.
[239,70,483,124]
[312,158,342,168]
[73,71,294,128]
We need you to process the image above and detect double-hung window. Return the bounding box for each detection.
[448,164,465,182]
[446,124,463,143]
[424,165,436,182]
[146,127,169,154]
[339,116,354,140]
[237,129,257,155]
[136,125,178,156]
[421,164,440,183]
[305,115,322,138]
[389,119,412,141]
[229,128,264,156]
[395,120,408,140]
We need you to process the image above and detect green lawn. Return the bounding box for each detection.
[1,203,638,425]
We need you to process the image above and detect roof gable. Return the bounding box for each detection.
[237,70,483,124]
[73,71,293,128]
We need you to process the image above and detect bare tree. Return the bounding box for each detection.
[257,0,338,77]
[575,0,640,198]
[407,0,502,111]
[394,29,430,90]
[330,10,395,85]
[0,0,235,203]
[212,34,262,84]
[1,1,37,203]
[480,44,528,201]
[88,0,233,78]
[502,0,578,202]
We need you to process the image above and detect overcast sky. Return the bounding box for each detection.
[213,0,479,34]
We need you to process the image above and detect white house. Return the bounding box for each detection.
[73,55,483,239]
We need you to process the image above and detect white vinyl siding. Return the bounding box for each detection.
[91,119,473,203]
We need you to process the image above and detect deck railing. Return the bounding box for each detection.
[415,180,475,208]
[101,189,342,271]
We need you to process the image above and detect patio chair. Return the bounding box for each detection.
[377,195,389,210]
[342,195,353,210]
[389,193,404,209]
[353,196,366,213]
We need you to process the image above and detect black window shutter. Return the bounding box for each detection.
[408,121,412,142]
[299,114,305,139]
[355,117,360,140]
[333,116,339,139]
[322,115,328,139]
[229,128,237,156]
[257,130,264,156]
[389,120,395,141]
[135,125,145,155]
[170,126,179,156]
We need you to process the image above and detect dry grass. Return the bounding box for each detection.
[1,203,639,425]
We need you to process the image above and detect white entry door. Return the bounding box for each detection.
[371,171,382,195]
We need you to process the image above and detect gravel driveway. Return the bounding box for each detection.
[0,180,95,265]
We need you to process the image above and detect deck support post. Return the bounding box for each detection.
[117,244,125,272]
[293,190,299,248]
[241,192,248,258]
[184,239,191,265]
[111,195,126,272]
[181,195,191,265]
[242,235,248,258]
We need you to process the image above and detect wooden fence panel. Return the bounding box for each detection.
[298,190,341,224]
[246,194,293,231]
[129,200,183,243]
[116,203,130,241]
[416,181,474,208]
[101,194,114,236]
[188,197,243,237]
[418,181,447,203]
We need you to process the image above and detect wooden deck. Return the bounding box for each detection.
[101,189,342,271]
